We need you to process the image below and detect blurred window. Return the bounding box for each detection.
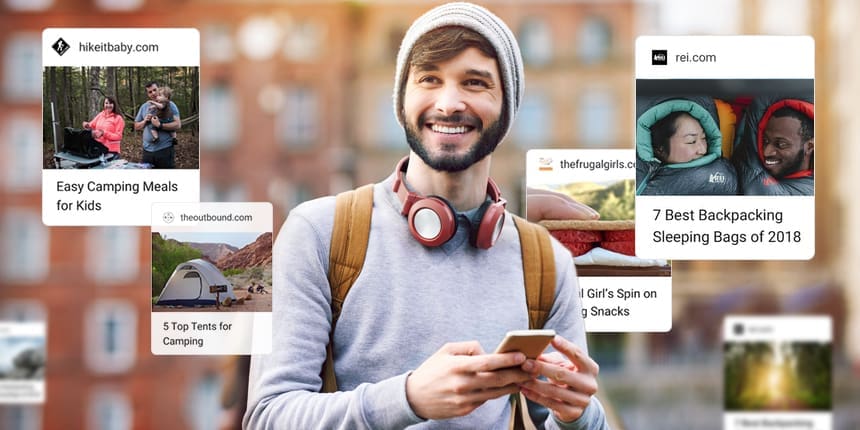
[94,0,141,11]
[0,301,46,322]
[377,92,402,147]
[88,389,131,430]
[386,26,406,62]
[187,373,223,430]
[4,0,52,11]
[201,183,247,203]
[578,89,617,146]
[760,0,810,34]
[278,86,318,148]
[519,18,552,66]
[4,115,40,191]
[85,300,136,374]
[3,33,41,101]
[202,24,236,64]
[1,209,48,283]
[288,183,314,209]
[283,20,326,62]
[0,406,41,430]
[238,16,282,61]
[513,91,550,148]
[577,17,613,65]
[201,84,239,149]
[87,227,139,284]
[655,0,740,34]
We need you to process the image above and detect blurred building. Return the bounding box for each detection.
[1,0,858,429]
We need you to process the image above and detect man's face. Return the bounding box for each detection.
[762,116,812,178]
[146,84,159,101]
[402,47,503,172]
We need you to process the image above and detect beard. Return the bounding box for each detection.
[768,148,806,179]
[404,112,505,173]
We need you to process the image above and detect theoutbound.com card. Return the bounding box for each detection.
[151,202,272,355]
[635,36,814,260]
[723,316,831,430]
[526,149,671,332]
[0,321,46,404]
[42,28,200,226]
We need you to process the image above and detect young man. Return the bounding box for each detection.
[733,98,814,195]
[761,107,814,180]
[245,3,607,429]
[133,81,181,168]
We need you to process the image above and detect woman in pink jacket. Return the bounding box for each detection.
[82,95,125,154]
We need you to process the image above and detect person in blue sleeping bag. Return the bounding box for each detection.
[636,96,738,195]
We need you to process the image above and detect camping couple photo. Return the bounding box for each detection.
[151,231,273,313]
[43,66,199,169]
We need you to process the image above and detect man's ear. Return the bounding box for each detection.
[804,138,814,155]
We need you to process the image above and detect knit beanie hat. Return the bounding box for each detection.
[393,2,524,142]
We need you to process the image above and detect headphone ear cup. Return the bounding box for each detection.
[407,196,457,247]
[471,200,506,249]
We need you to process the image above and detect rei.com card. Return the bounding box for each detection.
[526,149,671,332]
[151,202,272,355]
[723,316,831,430]
[635,36,814,260]
[42,28,200,226]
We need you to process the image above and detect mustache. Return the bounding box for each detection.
[419,112,482,128]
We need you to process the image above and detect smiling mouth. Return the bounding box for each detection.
[764,158,780,166]
[429,124,474,134]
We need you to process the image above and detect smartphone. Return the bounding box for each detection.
[494,329,556,359]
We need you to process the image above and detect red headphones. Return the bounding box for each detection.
[392,157,507,249]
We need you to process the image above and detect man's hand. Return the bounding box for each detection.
[405,341,531,420]
[519,336,599,423]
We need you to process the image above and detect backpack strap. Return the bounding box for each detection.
[321,183,374,393]
[510,215,556,430]
[512,215,556,330]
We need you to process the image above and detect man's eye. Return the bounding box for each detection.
[418,76,440,84]
[465,79,489,88]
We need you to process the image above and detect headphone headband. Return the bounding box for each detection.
[392,157,504,214]
[392,156,507,249]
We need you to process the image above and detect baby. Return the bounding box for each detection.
[147,86,177,145]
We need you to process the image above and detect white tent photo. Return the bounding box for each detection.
[155,259,237,306]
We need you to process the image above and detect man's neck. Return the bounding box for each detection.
[403,153,491,211]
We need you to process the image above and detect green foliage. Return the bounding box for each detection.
[151,233,203,297]
[558,179,635,220]
[724,341,831,411]
[222,268,245,277]
[247,266,265,280]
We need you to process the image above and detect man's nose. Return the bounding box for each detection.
[434,85,466,116]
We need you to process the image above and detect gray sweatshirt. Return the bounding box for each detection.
[244,175,609,429]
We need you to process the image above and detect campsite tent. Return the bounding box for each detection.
[156,259,237,306]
